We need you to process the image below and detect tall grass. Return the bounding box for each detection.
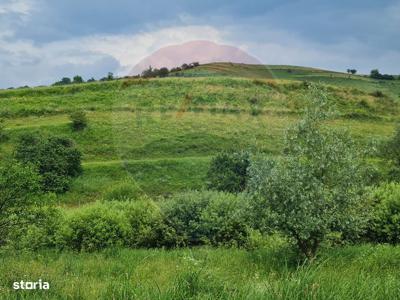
[0,244,399,299]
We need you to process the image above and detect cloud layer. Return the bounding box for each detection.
[0,0,399,88]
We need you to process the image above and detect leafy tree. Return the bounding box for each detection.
[207,150,250,193]
[87,77,96,82]
[158,67,169,77]
[69,111,88,131]
[14,133,82,193]
[0,161,42,245]
[141,66,154,78]
[72,75,84,84]
[53,77,71,86]
[350,69,357,75]
[248,85,367,259]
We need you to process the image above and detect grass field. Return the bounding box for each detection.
[1,243,399,299]
[1,63,400,299]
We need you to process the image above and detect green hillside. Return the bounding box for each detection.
[0,72,399,204]
[174,62,400,98]
[2,64,400,299]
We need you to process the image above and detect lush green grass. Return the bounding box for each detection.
[1,74,398,204]
[0,243,399,299]
[176,63,400,98]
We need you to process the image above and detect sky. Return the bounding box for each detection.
[0,0,399,88]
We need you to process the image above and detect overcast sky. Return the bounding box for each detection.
[1,0,399,88]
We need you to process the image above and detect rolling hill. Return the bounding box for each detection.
[1,65,399,205]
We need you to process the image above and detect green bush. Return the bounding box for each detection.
[14,133,82,193]
[111,199,164,247]
[366,183,400,244]
[60,202,129,251]
[0,161,44,245]
[207,151,250,193]
[200,193,249,247]
[161,190,250,247]
[70,111,88,131]
[6,206,63,250]
[103,180,143,201]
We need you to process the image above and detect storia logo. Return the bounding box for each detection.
[13,279,50,290]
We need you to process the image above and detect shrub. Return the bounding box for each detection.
[248,85,368,259]
[60,202,129,251]
[103,180,143,201]
[70,111,87,131]
[0,161,44,245]
[6,206,63,250]
[207,151,250,193]
[14,133,82,193]
[200,193,249,247]
[161,191,250,247]
[112,199,164,247]
[366,183,400,244]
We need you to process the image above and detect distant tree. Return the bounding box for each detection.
[53,77,71,86]
[15,133,82,193]
[107,72,114,80]
[141,66,154,78]
[370,69,395,80]
[370,69,381,79]
[181,63,189,70]
[87,77,96,82]
[192,62,200,67]
[158,67,169,77]
[351,69,357,75]
[72,75,84,84]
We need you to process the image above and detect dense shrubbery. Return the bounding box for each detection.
[14,133,82,193]
[69,111,88,131]
[366,183,400,244]
[59,202,130,251]
[0,161,56,246]
[161,191,251,247]
[207,151,250,193]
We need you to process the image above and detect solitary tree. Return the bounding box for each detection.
[249,85,367,259]
[73,75,84,84]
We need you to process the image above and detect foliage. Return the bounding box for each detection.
[59,202,129,251]
[366,183,400,244]
[0,118,9,142]
[14,133,82,193]
[207,150,250,193]
[69,111,88,131]
[103,180,144,201]
[6,206,63,250]
[370,69,395,80]
[72,75,84,84]
[248,85,368,259]
[0,161,43,245]
[161,190,250,247]
[112,199,165,247]
[53,77,72,86]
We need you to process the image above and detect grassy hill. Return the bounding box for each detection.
[1,64,400,299]
[1,70,399,204]
[174,62,400,98]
